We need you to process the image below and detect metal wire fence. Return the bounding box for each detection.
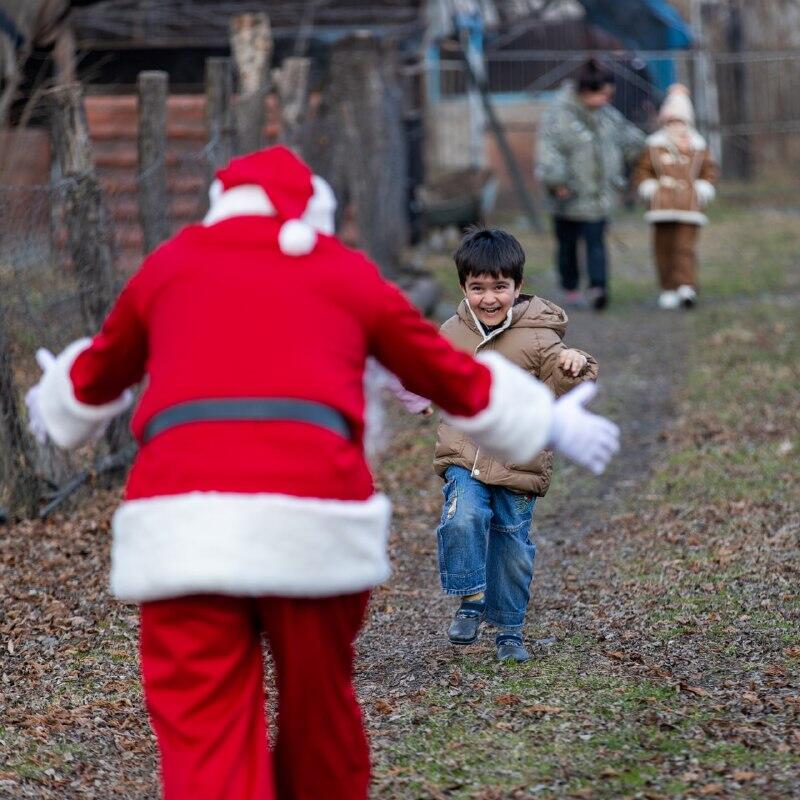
[0,138,214,514]
[427,48,800,197]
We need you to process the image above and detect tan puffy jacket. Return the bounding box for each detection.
[433,296,598,496]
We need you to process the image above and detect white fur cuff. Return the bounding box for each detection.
[441,351,554,465]
[638,179,659,202]
[37,339,134,449]
[694,179,716,206]
[111,491,393,601]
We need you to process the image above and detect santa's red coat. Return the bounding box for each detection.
[38,211,552,602]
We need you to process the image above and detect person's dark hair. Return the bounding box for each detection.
[454,227,525,287]
[576,58,615,94]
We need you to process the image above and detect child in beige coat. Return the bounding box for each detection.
[633,84,718,309]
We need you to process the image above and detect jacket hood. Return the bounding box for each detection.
[456,295,568,340]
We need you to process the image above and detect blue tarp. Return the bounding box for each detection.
[578,0,692,88]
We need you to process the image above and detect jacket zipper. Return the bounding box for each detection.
[465,303,512,479]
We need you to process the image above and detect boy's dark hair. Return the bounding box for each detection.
[454,227,525,287]
[576,58,615,93]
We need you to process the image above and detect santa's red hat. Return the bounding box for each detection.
[210,146,322,256]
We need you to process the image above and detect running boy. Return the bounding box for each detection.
[435,228,599,662]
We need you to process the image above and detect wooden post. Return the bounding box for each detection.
[273,56,311,149]
[137,70,171,253]
[329,34,408,279]
[0,309,42,519]
[230,13,272,154]
[205,57,236,172]
[46,83,117,333]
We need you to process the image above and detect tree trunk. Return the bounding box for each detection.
[137,70,171,253]
[273,56,311,150]
[46,83,117,333]
[230,13,272,155]
[328,34,408,279]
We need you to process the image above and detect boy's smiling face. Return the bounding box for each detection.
[463,272,522,328]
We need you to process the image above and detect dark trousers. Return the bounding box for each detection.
[553,217,608,291]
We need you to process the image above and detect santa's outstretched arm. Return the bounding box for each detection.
[367,272,619,475]
[27,280,148,449]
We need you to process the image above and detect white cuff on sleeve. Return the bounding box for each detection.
[441,351,554,464]
[694,179,716,206]
[638,179,659,201]
[37,338,134,449]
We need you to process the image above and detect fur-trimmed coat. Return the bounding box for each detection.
[632,128,718,226]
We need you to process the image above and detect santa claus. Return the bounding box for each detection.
[26,145,618,800]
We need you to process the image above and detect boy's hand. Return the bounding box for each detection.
[558,349,587,377]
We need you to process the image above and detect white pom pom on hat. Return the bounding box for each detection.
[279,219,317,256]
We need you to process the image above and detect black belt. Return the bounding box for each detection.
[142,398,353,444]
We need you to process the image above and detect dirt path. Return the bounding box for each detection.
[358,304,689,732]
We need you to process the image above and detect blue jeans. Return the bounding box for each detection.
[554,217,608,291]
[436,466,537,631]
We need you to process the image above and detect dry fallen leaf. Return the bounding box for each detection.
[523,704,564,715]
[785,645,800,658]
[599,766,619,778]
[495,694,521,707]
[698,783,724,796]
[607,650,626,661]
[731,770,756,782]
[681,685,710,697]
[373,699,394,715]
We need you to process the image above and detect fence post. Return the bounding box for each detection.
[230,13,272,154]
[46,83,117,333]
[205,57,236,174]
[137,70,171,253]
[273,56,311,150]
[0,309,42,518]
[329,34,408,280]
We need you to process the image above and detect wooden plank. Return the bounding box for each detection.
[137,70,172,252]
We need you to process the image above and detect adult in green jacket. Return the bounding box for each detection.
[536,59,645,310]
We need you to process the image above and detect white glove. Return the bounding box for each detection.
[25,348,57,445]
[548,382,620,475]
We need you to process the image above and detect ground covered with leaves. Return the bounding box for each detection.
[0,204,798,799]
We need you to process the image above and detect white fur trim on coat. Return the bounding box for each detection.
[645,208,708,226]
[37,339,134,449]
[441,351,554,465]
[694,179,716,206]
[110,491,393,602]
[638,179,659,201]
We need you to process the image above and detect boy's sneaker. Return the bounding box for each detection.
[496,632,531,663]
[677,284,697,308]
[447,600,485,645]
[658,290,680,310]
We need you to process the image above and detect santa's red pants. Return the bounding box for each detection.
[139,591,371,800]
